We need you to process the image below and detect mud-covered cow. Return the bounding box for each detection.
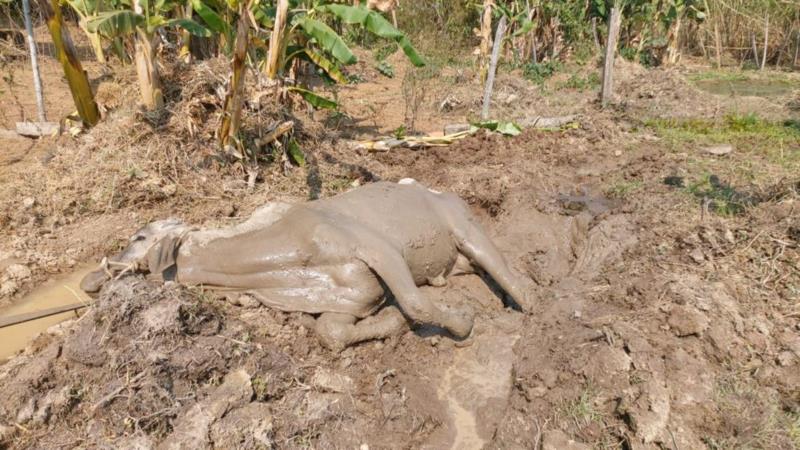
[81,180,532,350]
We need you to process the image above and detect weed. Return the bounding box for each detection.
[375,60,395,78]
[686,174,752,216]
[572,43,596,66]
[558,386,601,428]
[346,73,365,84]
[789,413,800,449]
[373,43,398,62]
[392,124,407,139]
[605,180,642,199]
[401,68,431,133]
[326,177,353,193]
[710,372,800,448]
[252,375,271,401]
[523,61,561,84]
[560,72,601,91]
[619,46,659,67]
[724,112,760,132]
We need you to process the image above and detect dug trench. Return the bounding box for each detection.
[2,120,798,449]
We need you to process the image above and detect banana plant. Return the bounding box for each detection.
[238,1,425,109]
[64,0,110,63]
[37,0,100,126]
[86,0,211,109]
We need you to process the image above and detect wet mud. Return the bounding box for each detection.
[0,266,93,361]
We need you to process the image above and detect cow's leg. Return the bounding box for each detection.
[354,241,473,339]
[315,313,357,351]
[316,306,409,351]
[350,305,409,342]
[450,214,534,311]
[313,223,473,340]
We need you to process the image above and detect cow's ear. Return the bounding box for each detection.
[146,235,181,280]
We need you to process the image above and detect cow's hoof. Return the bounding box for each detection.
[446,307,474,339]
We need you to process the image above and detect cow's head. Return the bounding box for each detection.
[81,219,188,294]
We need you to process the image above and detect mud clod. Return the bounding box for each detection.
[542,429,591,450]
[667,305,710,337]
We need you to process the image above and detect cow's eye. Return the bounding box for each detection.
[132,235,146,242]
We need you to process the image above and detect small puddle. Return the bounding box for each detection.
[694,79,793,98]
[0,265,94,361]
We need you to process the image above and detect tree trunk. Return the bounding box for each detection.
[760,13,768,70]
[37,0,99,126]
[133,29,164,109]
[666,15,682,65]
[793,30,799,68]
[179,0,193,64]
[219,1,251,148]
[481,15,506,120]
[600,7,621,108]
[265,0,289,80]
[478,0,494,83]
[133,0,163,109]
[751,33,759,67]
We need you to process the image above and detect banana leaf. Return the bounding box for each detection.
[66,0,100,16]
[86,10,144,37]
[166,18,211,36]
[302,48,347,83]
[298,16,356,65]
[191,0,231,36]
[288,86,337,109]
[471,120,522,136]
[319,4,424,66]
[287,139,306,166]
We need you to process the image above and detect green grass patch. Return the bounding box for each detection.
[645,113,800,169]
[648,113,800,216]
[686,173,752,216]
[557,386,603,428]
[688,70,750,82]
[605,179,643,199]
[559,72,601,91]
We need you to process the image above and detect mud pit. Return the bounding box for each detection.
[0,267,92,360]
[79,180,532,351]
[0,162,648,448]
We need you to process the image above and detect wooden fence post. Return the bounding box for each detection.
[22,0,46,122]
[481,15,507,120]
[600,6,621,108]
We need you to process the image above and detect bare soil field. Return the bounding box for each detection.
[0,48,799,449]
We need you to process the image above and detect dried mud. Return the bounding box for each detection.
[1,54,799,449]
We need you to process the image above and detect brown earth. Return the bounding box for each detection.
[0,41,799,449]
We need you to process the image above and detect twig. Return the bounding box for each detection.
[215,334,251,347]
[90,371,147,415]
